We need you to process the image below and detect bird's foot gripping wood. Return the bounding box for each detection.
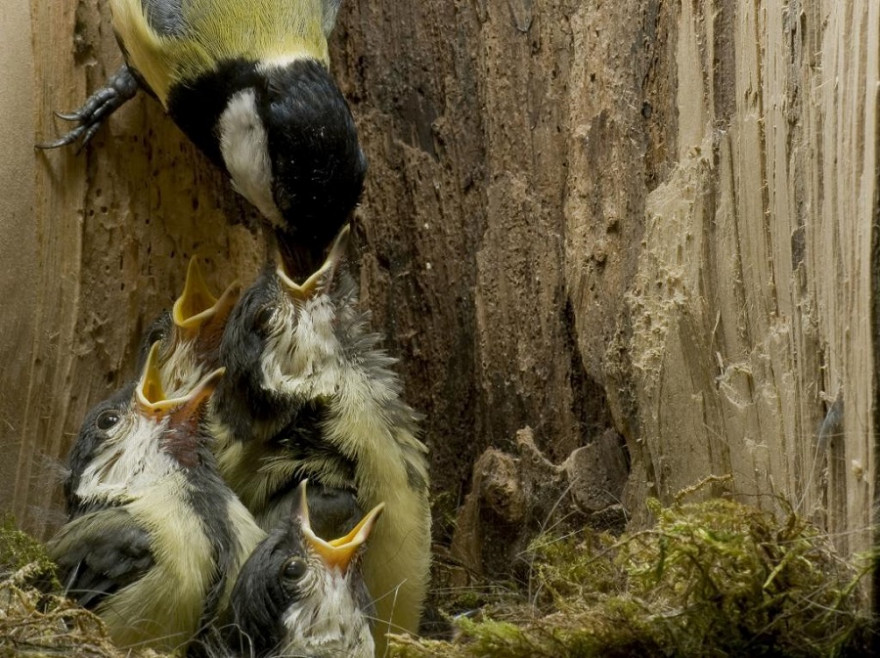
[37,65,140,151]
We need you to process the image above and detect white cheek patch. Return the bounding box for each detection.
[218,90,284,228]
[75,415,178,504]
[260,297,344,399]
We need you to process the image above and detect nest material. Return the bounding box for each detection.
[392,498,876,658]
[1,496,876,658]
[0,515,162,658]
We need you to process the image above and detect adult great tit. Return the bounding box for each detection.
[227,481,383,658]
[50,344,265,653]
[212,226,432,650]
[40,0,367,266]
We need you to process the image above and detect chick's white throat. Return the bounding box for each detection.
[280,568,372,657]
[75,415,179,503]
[261,296,344,398]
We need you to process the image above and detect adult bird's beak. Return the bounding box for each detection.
[295,479,384,574]
[277,225,350,302]
[172,257,241,336]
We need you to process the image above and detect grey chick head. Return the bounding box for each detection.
[228,480,383,658]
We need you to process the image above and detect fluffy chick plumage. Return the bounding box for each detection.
[226,481,380,658]
[50,348,265,653]
[212,228,431,647]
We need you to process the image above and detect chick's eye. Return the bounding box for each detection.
[147,327,165,345]
[255,306,275,331]
[96,410,120,431]
[281,558,307,582]
[257,306,274,325]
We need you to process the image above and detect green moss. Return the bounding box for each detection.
[0,503,873,658]
[617,499,870,656]
[0,515,57,590]
[529,530,623,605]
[391,498,876,658]
[0,516,151,658]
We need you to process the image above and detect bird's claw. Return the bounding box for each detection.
[37,128,87,150]
[54,110,82,122]
[36,65,140,151]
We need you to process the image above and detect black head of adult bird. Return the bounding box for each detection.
[137,257,241,398]
[38,0,367,269]
[227,480,383,658]
[50,343,265,653]
[211,225,432,651]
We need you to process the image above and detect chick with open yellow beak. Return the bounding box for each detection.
[213,226,432,652]
[228,480,384,658]
[49,343,265,653]
[137,257,241,399]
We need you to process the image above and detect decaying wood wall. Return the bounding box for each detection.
[613,0,878,562]
[1,0,877,584]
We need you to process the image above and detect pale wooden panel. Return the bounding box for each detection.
[0,0,39,519]
[812,0,878,556]
[622,0,876,560]
[2,0,262,536]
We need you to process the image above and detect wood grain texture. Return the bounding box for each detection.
[0,0,38,523]
[1,0,876,583]
[332,0,619,544]
[616,0,877,562]
[4,0,263,535]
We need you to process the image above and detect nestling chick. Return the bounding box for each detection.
[227,480,383,658]
[39,0,366,263]
[138,257,241,398]
[212,225,432,648]
[50,344,265,653]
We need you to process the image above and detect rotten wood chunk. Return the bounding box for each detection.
[450,427,628,579]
